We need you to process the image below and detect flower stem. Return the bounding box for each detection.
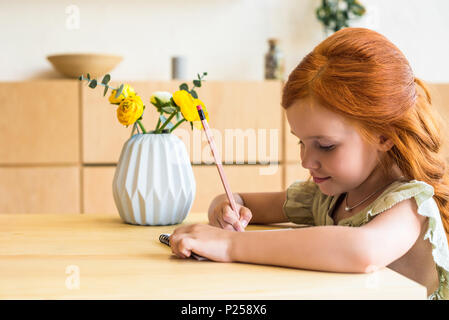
[158,111,177,132]
[136,120,147,133]
[155,116,161,131]
[170,118,186,132]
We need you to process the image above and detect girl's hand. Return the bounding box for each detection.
[208,199,253,232]
[169,223,235,262]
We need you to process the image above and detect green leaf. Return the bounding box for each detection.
[78,75,83,81]
[193,80,202,88]
[88,79,97,88]
[179,83,189,91]
[153,96,162,107]
[101,74,111,85]
[190,89,198,99]
[203,72,208,76]
[176,111,182,121]
[190,121,193,130]
[161,106,177,114]
[103,85,109,96]
[115,84,124,98]
[87,73,91,80]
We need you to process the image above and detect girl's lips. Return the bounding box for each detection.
[313,176,331,183]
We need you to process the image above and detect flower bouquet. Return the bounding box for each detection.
[79,73,209,225]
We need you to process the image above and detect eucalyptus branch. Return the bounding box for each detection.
[78,74,124,97]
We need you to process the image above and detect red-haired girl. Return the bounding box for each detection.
[170,28,449,300]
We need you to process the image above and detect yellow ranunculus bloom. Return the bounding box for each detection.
[116,95,144,126]
[192,98,209,130]
[109,84,136,104]
[172,90,209,129]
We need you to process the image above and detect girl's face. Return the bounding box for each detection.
[286,97,388,196]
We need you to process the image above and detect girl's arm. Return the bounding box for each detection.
[230,198,424,273]
[172,198,424,273]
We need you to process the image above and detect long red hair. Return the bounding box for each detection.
[282,28,449,243]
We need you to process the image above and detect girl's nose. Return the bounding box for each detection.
[301,151,320,170]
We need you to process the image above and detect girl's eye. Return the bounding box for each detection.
[319,145,335,151]
[298,140,335,151]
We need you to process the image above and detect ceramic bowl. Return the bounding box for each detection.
[47,53,123,78]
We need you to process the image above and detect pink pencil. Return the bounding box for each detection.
[196,105,242,231]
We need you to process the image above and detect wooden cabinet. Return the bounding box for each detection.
[2,81,448,214]
[428,83,449,162]
[0,167,80,213]
[0,81,80,214]
[0,81,79,164]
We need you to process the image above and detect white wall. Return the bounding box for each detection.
[1,0,448,82]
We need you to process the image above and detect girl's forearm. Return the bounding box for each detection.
[230,226,374,273]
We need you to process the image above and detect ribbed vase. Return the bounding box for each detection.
[112,133,195,225]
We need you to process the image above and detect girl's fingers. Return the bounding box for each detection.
[222,207,244,231]
[239,207,252,228]
[170,234,192,258]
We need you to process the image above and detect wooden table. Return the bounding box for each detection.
[0,213,426,299]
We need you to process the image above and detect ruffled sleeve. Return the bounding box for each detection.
[348,180,449,300]
[282,180,318,225]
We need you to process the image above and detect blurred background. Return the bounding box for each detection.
[2,0,448,81]
[1,0,448,216]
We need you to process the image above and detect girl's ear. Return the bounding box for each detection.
[378,135,394,152]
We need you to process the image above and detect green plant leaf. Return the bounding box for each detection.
[88,79,97,88]
[87,73,91,80]
[101,74,111,85]
[179,83,189,91]
[115,84,124,98]
[190,89,198,99]
[103,85,109,96]
[193,80,202,87]
[78,75,83,81]
[153,96,162,107]
[161,106,177,114]
[190,121,193,130]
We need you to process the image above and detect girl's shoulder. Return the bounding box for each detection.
[340,179,435,227]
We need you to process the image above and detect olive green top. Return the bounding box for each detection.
[282,179,449,300]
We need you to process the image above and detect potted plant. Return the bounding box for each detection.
[79,73,209,225]
[316,0,366,36]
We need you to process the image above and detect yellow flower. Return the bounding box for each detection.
[192,98,209,130]
[172,90,209,129]
[109,84,136,104]
[116,95,144,126]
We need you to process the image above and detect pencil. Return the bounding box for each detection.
[196,104,243,231]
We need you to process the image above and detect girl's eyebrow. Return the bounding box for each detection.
[290,130,334,140]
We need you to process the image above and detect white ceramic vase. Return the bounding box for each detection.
[112,133,196,225]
